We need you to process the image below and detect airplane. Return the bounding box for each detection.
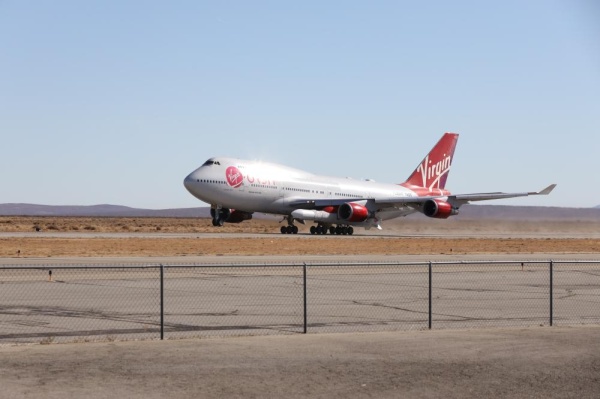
[183,133,556,235]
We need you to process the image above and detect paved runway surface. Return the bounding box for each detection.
[3,230,600,239]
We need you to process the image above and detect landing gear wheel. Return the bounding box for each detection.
[210,208,228,227]
[329,226,335,235]
[310,226,316,235]
[348,226,354,235]
[281,224,298,234]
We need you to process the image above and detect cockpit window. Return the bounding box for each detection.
[202,160,220,166]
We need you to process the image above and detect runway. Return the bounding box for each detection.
[3,230,600,239]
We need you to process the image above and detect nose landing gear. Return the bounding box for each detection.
[210,208,230,227]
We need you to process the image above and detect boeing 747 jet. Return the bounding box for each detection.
[184,133,555,235]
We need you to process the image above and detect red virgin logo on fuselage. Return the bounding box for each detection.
[226,166,244,188]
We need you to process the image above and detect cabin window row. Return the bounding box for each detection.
[283,187,310,193]
[250,184,277,189]
[334,193,355,197]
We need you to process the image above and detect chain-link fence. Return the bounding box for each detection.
[553,261,600,326]
[1,261,599,343]
[0,266,160,343]
[163,265,304,339]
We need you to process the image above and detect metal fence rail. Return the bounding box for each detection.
[1,261,599,343]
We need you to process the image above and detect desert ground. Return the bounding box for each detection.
[2,216,600,398]
[3,215,600,235]
[1,326,599,399]
[1,216,600,257]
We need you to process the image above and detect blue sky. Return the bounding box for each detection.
[1,1,599,209]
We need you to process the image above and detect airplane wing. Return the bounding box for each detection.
[375,184,557,208]
[446,184,557,206]
[288,184,556,210]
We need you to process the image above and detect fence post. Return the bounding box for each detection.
[550,260,553,327]
[428,262,432,330]
[160,264,165,340]
[303,263,307,334]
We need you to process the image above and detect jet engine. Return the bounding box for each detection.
[210,208,252,225]
[422,199,459,219]
[338,202,369,222]
[226,210,253,223]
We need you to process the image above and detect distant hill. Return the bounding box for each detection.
[1,203,600,221]
[0,203,210,218]
[453,205,600,221]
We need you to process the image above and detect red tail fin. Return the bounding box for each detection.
[404,133,459,190]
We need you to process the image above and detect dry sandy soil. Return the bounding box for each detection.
[2,327,599,398]
[3,215,600,235]
[1,216,600,257]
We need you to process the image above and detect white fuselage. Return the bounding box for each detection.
[183,157,420,225]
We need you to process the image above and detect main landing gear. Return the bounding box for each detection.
[309,224,354,235]
[280,215,299,234]
[280,225,299,234]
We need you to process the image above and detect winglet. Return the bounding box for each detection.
[532,184,557,195]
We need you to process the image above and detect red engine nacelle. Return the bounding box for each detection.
[423,199,458,219]
[338,202,369,222]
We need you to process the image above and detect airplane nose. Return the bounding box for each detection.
[183,172,196,193]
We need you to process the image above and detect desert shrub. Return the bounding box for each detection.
[84,225,96,231]
[40,336,55,345]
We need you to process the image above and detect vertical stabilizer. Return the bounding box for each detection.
[403,133,459,190]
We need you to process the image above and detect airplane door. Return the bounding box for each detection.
[279,183,287,207]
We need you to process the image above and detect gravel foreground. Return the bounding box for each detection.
[1,326,599,399]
